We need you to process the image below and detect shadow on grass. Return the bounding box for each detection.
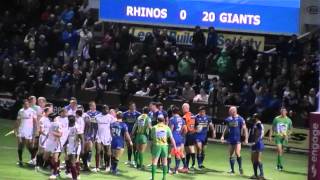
[282,170,307,176]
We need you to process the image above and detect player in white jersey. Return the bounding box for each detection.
[15,99,37,167]
[92,107,116,172]
[66,115,81,180]
[35,107,52,170]
[65,98,78,116]
[28,96,43,165]
[56,109,69,147]
[75,109,85,155]
[43,116,62,180]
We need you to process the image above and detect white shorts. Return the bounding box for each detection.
[60,135,68,147]
[39,135,48,148]
[18,127,34,140]
[45,140,62,153]
[67,143,82,155]
[96,136,112,146]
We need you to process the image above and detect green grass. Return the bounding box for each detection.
[0,119,308,180]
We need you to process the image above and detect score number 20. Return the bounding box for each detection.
[179,10,215,22]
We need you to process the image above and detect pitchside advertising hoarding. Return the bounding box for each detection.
[130,27,265,51]
[309,112,320,180]
[100,0,301,35]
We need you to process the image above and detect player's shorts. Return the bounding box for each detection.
[45,140,62,153]
[39,134,48,148]
[67,143,82,155]
[84,131,97,142]
[251,141,264,152]
[173,133,184,147]
[185,133,196,146]
[151,145,169,158]
[195,134,206,144]
[111,139,124,150]
[135,134,148,145]
[60,135,68,147]
[227,137,241,145]
[96,136,112,146]
[275,136,287,145]
[18,127,34,140]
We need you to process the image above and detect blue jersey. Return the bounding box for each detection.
[84,110,101,140]
[169,115,185,136]
[122,110,141,133]
[251,121,264,152]
[148,110,168,126]
[225,116,245,144]
[169,114,185,146]
[195,114,211,142]
[111,121,128,149]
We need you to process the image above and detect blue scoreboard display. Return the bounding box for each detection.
[99,0,300,34]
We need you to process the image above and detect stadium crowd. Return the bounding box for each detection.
[0,0,319,126]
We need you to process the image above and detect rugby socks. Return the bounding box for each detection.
[277,155,283,167]
[111,157,119,172]
[186,154,190,168]
[175,158,181,171]
[253,161,258,177]
[201,152,205,164]
[43,157,51,168]
[65,160,71,173]
[82,153,88,168]
[95,153,100,169]
[167,157,171,172]
[31,147,37,160]
[18,148,23,162]
[88,150,92,164]
[71,164,77,179]
[197,153,202,167]
[151,165,156,180]
[258,162,264,176]
[237,156,242,169]
[36,154,43,167]
[191,153,196,167]
[229,157,235,172]
[134,151,139,166]
[104,152,111,167]
[128,147,133,162]
[76,162,81,175]
[138,152,144,167]
[51,159,59,175]
[163,165,168,180]
[182,157,187,168]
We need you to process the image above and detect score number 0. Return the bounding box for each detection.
[180,10,187,20]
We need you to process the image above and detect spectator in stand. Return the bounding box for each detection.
[207,26,218,52]
[135,86,150,96]
[78,26,93,56]
[178,51,195,83]
[192,26,205,51]
[182,82,195,102]
[193,88,209,103]
[164,64,178,81]
[81,73,96,91]
[60,4,75,23]
[61,23,79,50]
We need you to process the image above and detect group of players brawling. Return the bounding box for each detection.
[14,96,292,180]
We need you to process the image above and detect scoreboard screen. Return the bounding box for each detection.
[99,0,300,34]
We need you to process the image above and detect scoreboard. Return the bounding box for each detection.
[99,0,300,34]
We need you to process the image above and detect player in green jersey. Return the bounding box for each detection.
[132,107,152,169]
[150,115,177,180]
[269,107,292,171]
